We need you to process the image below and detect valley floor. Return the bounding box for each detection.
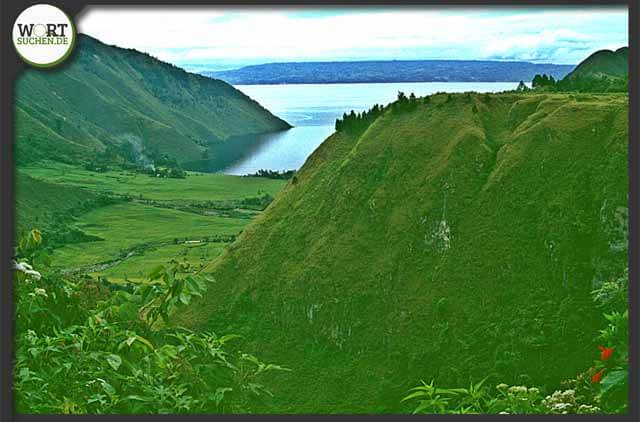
[17,162,287,283]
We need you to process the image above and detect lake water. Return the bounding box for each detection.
[222,82,519,175]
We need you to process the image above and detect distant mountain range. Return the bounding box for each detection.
[15,34,290,169]
[203,59,575,85]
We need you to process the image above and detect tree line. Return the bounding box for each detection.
[530,73,627,93]
[335,91,423,135]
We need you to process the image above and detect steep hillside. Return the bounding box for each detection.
[14,34,290,170]
[206,59,573,84]
[564,47,628,80]
[550,47,628,93]
[179,92,628,412]
[15,172,110,243]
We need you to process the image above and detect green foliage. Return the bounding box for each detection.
[13,230,287,414]
[556,75,628,93]
[137,263,208,326]
[404,264,629,415]
[334,91,421,135]
[588,268,629,413]
[245,169,296,180]
[403,380,608,415]
[532,73,627,93]
[402,378,494,414]
[532,74,556,89]
[335,103,385,134]
[394,91,420,111]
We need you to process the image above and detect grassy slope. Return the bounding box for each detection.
[15,34,290,167]
[179,92,628,413]
[564,47,628,80]
[15,172,98,237]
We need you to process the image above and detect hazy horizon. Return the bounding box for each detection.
[77,6,628,72]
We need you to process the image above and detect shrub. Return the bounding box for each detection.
[13,230,288,414]
[403,266,629,415]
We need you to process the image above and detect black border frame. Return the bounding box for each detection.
[1,1,637,421]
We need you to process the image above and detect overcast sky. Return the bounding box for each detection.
[78,6,628,71]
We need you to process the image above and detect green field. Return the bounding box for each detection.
[92,242,227,281]
[50,202,246,277]
[22,161,286,202]
[19,163,287,283]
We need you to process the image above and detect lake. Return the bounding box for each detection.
[222,82,520,175]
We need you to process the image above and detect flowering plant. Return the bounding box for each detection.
[587,311,628,413]
[587,268,628,413]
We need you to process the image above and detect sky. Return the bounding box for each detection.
[78,6,628,71]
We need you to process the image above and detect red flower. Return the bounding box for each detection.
[592,369,605,384]
[598,346,614,362]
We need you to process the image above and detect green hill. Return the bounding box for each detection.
[564,47,628,81]
[541,47,628,93]
[14,34,290,170]
[179,92,628,412]
[15,172,109,243]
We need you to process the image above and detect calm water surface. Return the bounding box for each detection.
[223,82,519,175]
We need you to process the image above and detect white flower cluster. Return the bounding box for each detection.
[12,261,42,280]
[543,389,578,414]
[498,384,540,399]
[577,404,602,414]
[507,386,529,394]
[28,288,48,298]
[425,219,451,252]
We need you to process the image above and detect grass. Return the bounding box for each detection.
[15,172,98,237]
[21,161,286,202]
[18,162,287,282]
[50,200,247,275]
[93,243,228,283]
[176,91,628,413]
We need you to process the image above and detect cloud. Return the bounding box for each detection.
[77,6,628,66]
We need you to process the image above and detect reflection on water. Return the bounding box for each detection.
[223,126,334,175]
[219,82,519,175]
